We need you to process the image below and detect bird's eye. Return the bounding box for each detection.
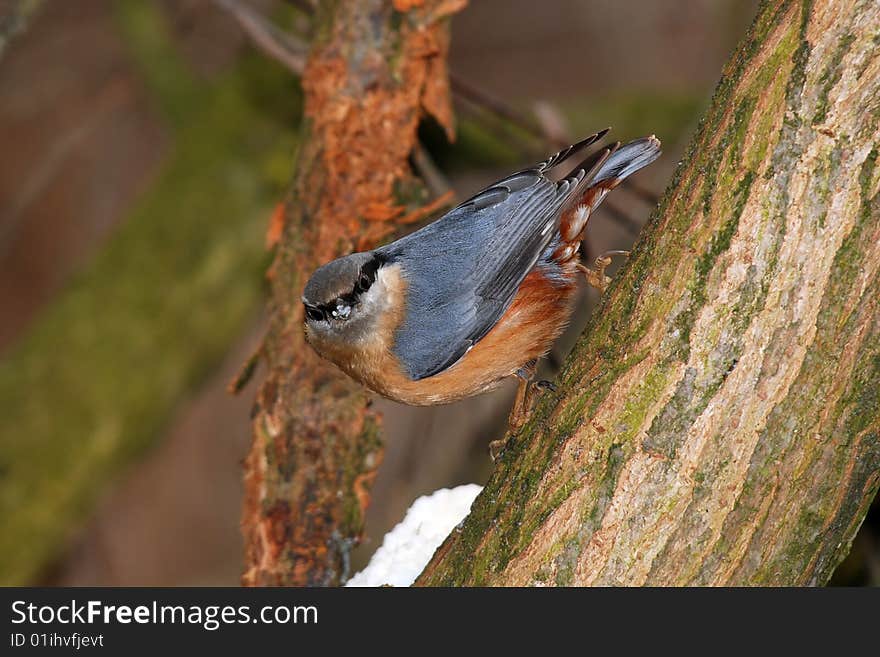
[305,306,325,322]
[356,272,371,293]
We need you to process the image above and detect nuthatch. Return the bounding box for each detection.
[303,129,660,455]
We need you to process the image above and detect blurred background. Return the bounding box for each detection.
[0,0,876,586]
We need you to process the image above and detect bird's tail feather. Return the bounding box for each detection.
[592,136,662,184]
[558,135,661,243]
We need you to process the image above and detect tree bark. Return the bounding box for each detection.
[241,0,464,586]
[418,0,880,586]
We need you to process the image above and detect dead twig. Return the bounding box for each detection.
[450,73,660,213]
[215,1,656,229]
[213,0,307,74]
[412,141,456,201]
[532,100,573,147]
[450,73,556,148]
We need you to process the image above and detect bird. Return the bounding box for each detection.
[302,129,661,457]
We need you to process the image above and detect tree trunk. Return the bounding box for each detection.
[241,0,464,586]
[418,0,880,587]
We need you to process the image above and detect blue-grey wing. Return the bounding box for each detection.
[377,131,633,381]
[376,184,587,378]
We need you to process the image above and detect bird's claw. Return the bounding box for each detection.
[579,250,630,293]
[495,375,558,461]
[488,438,508,462]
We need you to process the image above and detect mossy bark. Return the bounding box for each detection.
[240,0,464,586]
[418,0,880,587]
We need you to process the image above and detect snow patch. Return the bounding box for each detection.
[345,484,483,587]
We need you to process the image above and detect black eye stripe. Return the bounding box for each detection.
[305,294,356,321]
[304,254,386,322]
[305,306,325,322]
[354,256,382,295]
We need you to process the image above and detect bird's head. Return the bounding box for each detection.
[302,251,388,349]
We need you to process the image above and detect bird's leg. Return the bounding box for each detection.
[577,250,630,293]
[534,379,557,393]
[509,360,539,429]
[490,360,538,461]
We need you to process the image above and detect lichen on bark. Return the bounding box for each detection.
[418,0,880,587]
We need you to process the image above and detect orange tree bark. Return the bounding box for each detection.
[418,0,880,586]
[241,0,464,586]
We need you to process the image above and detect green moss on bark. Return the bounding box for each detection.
[418,0,880,587]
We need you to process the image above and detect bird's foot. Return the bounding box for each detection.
[493,369,557,462]
[534,379,557,393]
[491,362,536,461]
[488,437,508,462]
[578,250,630,293]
